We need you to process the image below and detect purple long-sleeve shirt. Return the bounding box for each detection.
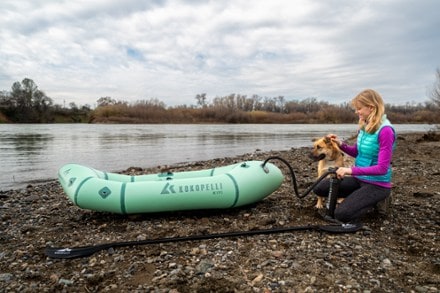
[340,126,395,188]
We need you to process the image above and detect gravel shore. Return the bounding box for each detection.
[0,132,439,292]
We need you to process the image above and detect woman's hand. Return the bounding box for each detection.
[326,134,342,146]
[336,167,352,179]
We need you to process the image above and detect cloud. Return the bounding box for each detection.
[0,0,439,107]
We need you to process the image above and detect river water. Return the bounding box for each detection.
[0,123,432,190]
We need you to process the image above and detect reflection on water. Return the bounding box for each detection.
[0,131,54,188]
[9,133,54,155]
[0,123,431,190]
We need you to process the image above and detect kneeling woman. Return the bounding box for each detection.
[314,89,396,223]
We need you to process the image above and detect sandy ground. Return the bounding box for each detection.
[0,132,439,292]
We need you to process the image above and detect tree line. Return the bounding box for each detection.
[1,77,440,124]
[0,78,91,123]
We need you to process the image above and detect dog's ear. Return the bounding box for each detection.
[324,136,332,144]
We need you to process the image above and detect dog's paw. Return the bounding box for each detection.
[315,198,325,209]
[337,198,345,204]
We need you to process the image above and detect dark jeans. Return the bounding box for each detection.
[313,177,391,222]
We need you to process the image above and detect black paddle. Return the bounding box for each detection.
[45,222,362,259]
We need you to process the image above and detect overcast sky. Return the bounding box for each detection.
[1,0,439,107]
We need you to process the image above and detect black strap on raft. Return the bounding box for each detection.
[45,156,362,259]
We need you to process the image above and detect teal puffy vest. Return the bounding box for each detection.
[355,116,395,183]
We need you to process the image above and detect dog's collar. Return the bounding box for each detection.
[327,152,344,161]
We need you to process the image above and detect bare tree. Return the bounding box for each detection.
[432,68,440,108]
[96,96,116,107]
[195,93,207,108]
[10,78,52,122]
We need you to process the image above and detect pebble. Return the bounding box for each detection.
[58,278,73,286]
[0,273,13,282]
[382,258,392,267]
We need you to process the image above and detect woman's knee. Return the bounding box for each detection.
[334,207,354,223]
[313,180,330,197]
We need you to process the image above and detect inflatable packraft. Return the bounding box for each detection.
[58,161,284,214]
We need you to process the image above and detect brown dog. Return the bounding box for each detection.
[310,136,345,209]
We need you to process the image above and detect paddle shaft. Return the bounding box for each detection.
[45,222,363,259]
[45,224,319,259]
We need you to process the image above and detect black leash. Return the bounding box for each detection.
[262,156,337,199]
[45,156,359,259]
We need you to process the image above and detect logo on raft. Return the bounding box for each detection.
[160,182,224,195]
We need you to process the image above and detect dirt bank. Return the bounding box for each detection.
[0,133,439,292]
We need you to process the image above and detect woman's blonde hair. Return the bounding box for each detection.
[352,89,385,133]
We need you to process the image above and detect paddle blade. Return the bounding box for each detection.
[45,245,108,259]
[319,223,363,233]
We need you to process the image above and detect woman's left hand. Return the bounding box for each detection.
[336,167,352,179]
